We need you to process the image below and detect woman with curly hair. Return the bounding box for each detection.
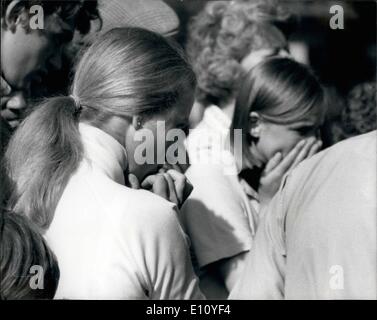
[331,82,377,143]
[186,0,291,126]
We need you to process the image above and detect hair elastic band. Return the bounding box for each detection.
[69,94,82,115]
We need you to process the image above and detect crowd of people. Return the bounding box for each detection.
[0,0,376,300]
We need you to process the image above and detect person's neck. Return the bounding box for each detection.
[218,99,235,121]
[82,117,128,150]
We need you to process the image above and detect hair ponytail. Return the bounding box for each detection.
[5,97,83,230]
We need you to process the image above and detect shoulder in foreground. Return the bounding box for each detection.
[322,130,376,162]
[297,130,376,171]
[329,130,376,153]
[280,131,376,192]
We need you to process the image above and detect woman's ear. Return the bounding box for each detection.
[4,1,25,31]
[132,115,143,131]
[249,111,261,138]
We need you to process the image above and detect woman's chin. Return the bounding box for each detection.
[250,148,266,168]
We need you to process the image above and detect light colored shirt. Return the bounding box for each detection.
[182,105,259,298]
[45,123,204,300]
[230,131,377,300]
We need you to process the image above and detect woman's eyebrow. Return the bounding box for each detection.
[288,123,315,131]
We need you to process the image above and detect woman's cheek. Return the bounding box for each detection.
[266,137,294,159]
[281,136,303,157]
[260,139,279,162]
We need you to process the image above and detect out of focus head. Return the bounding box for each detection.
[1,0,100,90]
[186,0,290,107]
[0,211,60,300]
[232,57,325,168]
[332,82,377,143]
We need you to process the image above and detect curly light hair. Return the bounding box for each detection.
[332,82,377,143]
[186,0,291,106]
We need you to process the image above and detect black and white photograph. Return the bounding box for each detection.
[0,0,376,310]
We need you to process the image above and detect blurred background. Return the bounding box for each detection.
[165,0,376,146]
[31,0,376,147]
[166,0,376,93]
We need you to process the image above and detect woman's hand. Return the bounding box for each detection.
[127,169,193,208]
[1,76,27,128]
[1,76,12,109]
[258,137,322,207]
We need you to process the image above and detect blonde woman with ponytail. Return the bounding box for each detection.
[5,27,203,300]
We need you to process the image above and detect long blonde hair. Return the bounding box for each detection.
[5,27,196,230]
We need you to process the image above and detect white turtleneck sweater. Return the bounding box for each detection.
[45,123,204,300]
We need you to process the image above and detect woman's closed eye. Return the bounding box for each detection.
[291,126,316,136]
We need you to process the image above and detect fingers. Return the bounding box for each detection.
[0,97,11,110]
[264,152,282,173]
[141,174,169,201]
[163,173,179,205]
[272,139,306,176]
[0,77,11,96]
[140,170,192,207]
[160,162,189,174]
[307,140,322,158]
[166,169,193,205]
[152,175,170,201]
[264,138,322,182]
[165,169,186,204]
[127,173,140,189]
[168,163,185,174]
[141,174,159,189]
[1,77,12,110]
[289,137,318,171]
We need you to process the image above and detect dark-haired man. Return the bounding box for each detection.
[1,0,100,130]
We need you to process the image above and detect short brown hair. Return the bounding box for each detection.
[1,0,100,34]
[0,211,60,300]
